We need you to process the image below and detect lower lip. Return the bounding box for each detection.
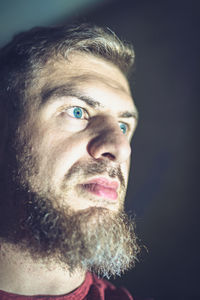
[82,183,118,200]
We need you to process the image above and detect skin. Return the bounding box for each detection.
[0,52,138,295]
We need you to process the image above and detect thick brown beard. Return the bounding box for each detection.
[17,192,140,278]
[0,133,140,278]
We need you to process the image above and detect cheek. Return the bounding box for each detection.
[122,159,131,186]
[43,133,88,179]
[127,158,131,174]
[58,113,88,132]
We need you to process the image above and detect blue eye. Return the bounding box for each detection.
[73,107,83,119]
[119,123,127,134]
[67,106,88,119]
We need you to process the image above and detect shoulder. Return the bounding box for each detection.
[88,272,134,300]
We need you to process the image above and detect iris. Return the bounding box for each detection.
[73,107,83,119]
[119,123,127,134]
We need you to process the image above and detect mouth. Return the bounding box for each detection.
[81,177,119,201]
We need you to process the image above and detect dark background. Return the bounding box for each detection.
[0,0,199,299]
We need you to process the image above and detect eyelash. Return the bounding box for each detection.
[62,106,129,134]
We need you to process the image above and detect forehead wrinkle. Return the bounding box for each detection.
[40,73,130,104]
[40,83,104,111]
[69,73,130,94]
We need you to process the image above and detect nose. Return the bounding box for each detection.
[87,116,131,163]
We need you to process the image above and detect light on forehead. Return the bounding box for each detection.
[41,72,131,104]
[47,52,131,88]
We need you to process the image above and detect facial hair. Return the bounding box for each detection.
[19,193,139,278]
[1,135,140,278]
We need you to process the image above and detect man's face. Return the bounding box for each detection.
[18,53,138,213]
[3,53,139,276]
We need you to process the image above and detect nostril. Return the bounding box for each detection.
[102,152,115,161]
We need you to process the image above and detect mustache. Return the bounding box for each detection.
[64,160,126,189]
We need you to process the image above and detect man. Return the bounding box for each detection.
[0,23,140,299]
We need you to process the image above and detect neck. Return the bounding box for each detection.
[0,241,86,296]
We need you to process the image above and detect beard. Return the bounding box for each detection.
[0,133,140,278]
[17,194,139,278]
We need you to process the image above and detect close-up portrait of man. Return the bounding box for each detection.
[0,22,145,300]
[1,0,198,299]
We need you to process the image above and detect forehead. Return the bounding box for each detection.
[31,53,136,114]
[41,52,131,90]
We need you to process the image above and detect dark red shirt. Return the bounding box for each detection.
[0,272,134,299]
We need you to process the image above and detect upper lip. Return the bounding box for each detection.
[83,177,119,190]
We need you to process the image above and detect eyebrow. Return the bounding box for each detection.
[41,83,138,121]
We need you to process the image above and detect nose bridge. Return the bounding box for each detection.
[87,115,131,163]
